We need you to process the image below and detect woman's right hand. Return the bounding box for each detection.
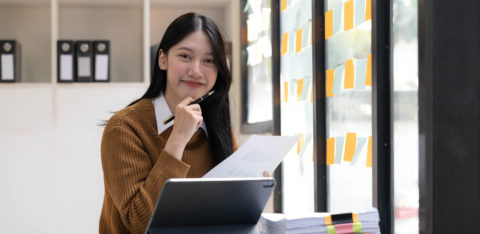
[164,97,203,160]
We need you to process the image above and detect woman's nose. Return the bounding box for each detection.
[188,60,202,78]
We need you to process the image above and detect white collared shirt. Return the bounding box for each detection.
[152,94,208,137]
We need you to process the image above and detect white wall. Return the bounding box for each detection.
[0,2,254,233]
[0,84,146,233]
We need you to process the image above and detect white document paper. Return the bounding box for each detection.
[77,57,91,77]
[1,54,14,80]
[203,135,299,178]
[95,54,109,80]
[60,54,73,81]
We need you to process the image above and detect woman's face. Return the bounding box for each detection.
[159,31,218,102]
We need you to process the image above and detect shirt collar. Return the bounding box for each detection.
[152,94,208,137]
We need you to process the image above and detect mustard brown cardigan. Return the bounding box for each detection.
[99,99,238,234]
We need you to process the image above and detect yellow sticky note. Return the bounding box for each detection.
[344,0,354,31]
[344,59,355,89]
[283,81,289,102]
[365,0,372,21]
[344,132,356,162]
[297,133,305,154]
[281,0,287,12]
[367,136,372,167]
[365,54,372,86]
[326,69,335,97]
[326,137,335,165]
[325,9,333,39]
[296,78,304,101]
[295,28,303,53]
[281,32,288,56]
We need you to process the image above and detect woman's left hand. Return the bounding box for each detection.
[263,171,272,177]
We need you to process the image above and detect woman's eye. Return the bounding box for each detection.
[179,54,190,60]
[204,58,215,64]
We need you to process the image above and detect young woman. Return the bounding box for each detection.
[99,13,237,233]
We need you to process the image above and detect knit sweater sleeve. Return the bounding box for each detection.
[101,118,191,233]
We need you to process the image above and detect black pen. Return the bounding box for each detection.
[162,90,215,125]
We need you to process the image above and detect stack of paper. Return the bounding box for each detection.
[260,209,380,234]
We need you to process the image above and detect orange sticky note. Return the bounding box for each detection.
[283,81,289,102]
[365,54,372,86]
[344,132,357,162]
[310,22,312,45]
[344,59,355,89]
[325,9,333,39]
[324,216,332,225]
[353,213,359,223]
[366,136,373,167]
[281,0,287,12]
[344,0,354,31]
[295,28,303,53]
[326,137,335,165]
[326,69,335,97]
[297,133,305,154]
[281,32,288,56]
[365,0,372,21]
[296,78,304,101]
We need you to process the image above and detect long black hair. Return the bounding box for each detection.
[130,12,233,165]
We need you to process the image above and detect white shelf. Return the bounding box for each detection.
[0,83,54,88]
[0,0,50,6]
[0,82,146,89]
[151,0,230,7]
[58,0,143,7]
[55,82,147,88]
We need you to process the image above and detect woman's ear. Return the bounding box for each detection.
[158,49,167,70]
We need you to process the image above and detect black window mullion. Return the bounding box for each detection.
[312,0,327,213]
[271,0,283,213]
[372,0,393,233]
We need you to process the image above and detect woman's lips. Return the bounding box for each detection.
[182,80,204,88]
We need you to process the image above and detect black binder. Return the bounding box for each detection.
[0,40,21,82]
[146,178,275,234]
[57,40,75,82]
[93,40,110,82]
[75,40,93,82]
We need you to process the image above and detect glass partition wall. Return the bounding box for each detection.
[279,0,315,214]
[241,0,274,132]
[324,0,373,212]
[273,1,420,233]
[392,0,419,233]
